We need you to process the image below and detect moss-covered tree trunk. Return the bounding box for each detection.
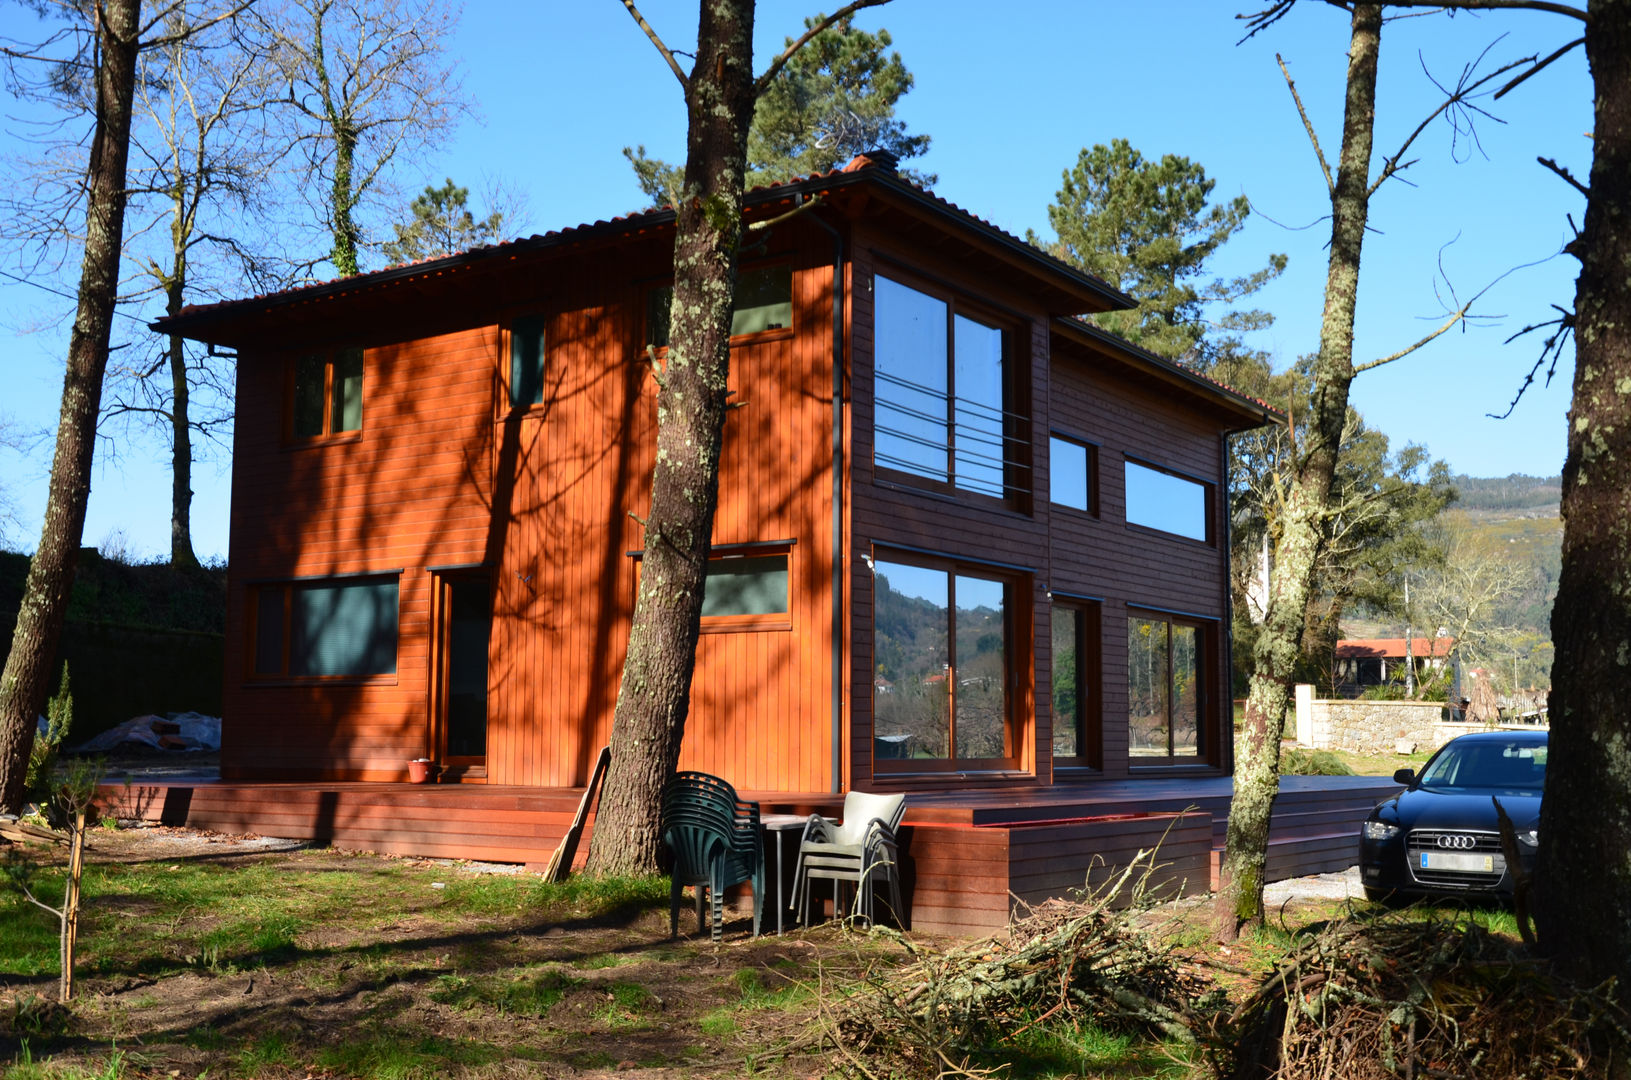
[1535,0,1631,993]
[0,0,143,815]
[584,0,758,876]
[1216,2,1380,938]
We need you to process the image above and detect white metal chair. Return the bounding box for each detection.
[793,790,906,926]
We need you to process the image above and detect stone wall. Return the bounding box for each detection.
[1292,686,1528,756]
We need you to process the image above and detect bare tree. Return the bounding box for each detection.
[1217,3,1531,937]
[1415,526,1535,673]
[0,0,144,815]
[108,1,282,567]
[0,0,256,814]
[260,0,467,278]
[584,0,886,876]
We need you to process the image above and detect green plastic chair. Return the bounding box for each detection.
[660,772,764,940]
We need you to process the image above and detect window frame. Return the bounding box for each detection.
[870,268,1030,509]
[246,572,402,685]
[1048,432,1098,516]
[1124,607,1217,766]
[870,547,1026,774]
[642,257,797,355]
[285,347,365,443]
[1122,456,1215,544]
[1049,595,1102,770]
[628,540,795,634]
[503,311,549,413]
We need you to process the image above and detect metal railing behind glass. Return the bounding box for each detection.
[873,370,1031,500]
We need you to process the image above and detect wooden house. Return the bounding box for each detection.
[157,154,1277,803]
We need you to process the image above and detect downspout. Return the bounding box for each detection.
[804,195,845,794]
[1220,431,1235,774]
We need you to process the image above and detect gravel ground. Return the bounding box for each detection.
[1264,864,1365,904]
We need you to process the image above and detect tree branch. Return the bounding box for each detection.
[1496,35,1584,98]
[754,0,892,97]
[1277,53,1334,196]
[619,0,688,91]
[1538,154,1589,197]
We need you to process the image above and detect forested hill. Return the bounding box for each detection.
[1449,473,1561,515]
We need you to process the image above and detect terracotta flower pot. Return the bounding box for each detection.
[407,758,435,784]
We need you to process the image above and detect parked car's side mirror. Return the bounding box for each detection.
[1392,768,1416,786]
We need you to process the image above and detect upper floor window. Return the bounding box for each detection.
[873,275,1017,501]
[1049,434,1095,513]
[1125,460,1210,542]
[509,314,546,409]
[252,574,399,679]
[291,348,363,439]
[645,263,793,349]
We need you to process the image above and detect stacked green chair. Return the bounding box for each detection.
[660,771,764,940]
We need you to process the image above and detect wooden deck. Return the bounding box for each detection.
[99,774,1398,934]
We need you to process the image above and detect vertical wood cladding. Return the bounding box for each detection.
[224,230,837,790]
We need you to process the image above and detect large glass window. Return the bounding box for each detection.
[1125,461,1209,541]
[645,263,792,349]
[874,275,1016,500]
[252,576,399,678]
[872,556,1014,767]
[291,348,363,439]
[1051,600,1100,765]
[1127,613,1203,760]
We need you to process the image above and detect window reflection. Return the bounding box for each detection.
[1125,461,1208,541]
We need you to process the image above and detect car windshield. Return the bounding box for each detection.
[1417,739,1547,792]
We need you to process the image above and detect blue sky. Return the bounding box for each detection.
[0,0,1591,562]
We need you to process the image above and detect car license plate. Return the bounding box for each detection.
[1421,851,1494,872]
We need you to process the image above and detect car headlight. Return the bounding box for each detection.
[1517,828,1539,848]
[1362,820,1400,841]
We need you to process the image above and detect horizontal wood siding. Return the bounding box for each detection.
[847,220,1239,790]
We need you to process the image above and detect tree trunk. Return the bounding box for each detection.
[0,0,142,814]
[1535,0,1631,993]
[584,0,758,876]
[168,280,199,569]
[1215,2,1380,939]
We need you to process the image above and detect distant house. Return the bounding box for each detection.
[155,152,1277,796]
[1334,636,1455,691]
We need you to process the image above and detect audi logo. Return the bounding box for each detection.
[1436,834,1478,850]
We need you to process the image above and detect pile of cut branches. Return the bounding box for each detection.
[1204,907,1628,1080]
[816,855,1215,1078]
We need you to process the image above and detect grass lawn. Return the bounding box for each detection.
[0,824,1525,1080]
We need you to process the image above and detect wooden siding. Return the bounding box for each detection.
[846,220,1239,790]
[223,229,840,791]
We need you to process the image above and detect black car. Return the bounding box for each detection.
[1358,729,1546,902]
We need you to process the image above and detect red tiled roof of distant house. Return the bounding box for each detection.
[1335,637,1455,660]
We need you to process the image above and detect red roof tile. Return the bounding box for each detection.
[1336,637,1455,660]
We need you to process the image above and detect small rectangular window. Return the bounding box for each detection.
[510,314,546,408]
[1125,460,1209,541]
[645,263,793,348]
[702,554,788,617]
[1050,435,1093,512]
[290,349,364,439]
[252,576,399,678]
